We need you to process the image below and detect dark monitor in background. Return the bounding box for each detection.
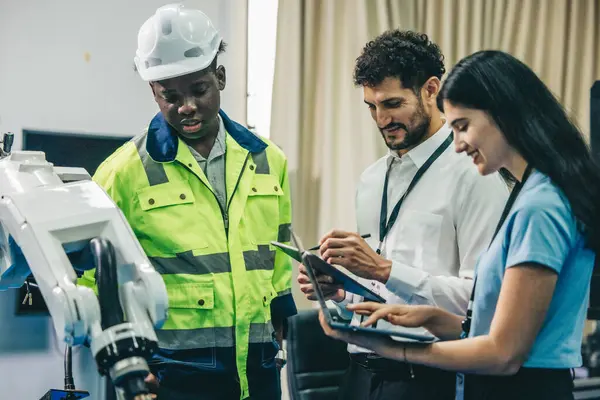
[22,129,132,177]
[16,129,132,315]
[589,81,600,321]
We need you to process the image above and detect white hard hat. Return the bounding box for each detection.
[134,3,222,82]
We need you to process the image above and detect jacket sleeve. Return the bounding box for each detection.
[269,158,298,320]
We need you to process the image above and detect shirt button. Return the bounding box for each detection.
[148,198,155,205]
[188,163,193,168]
[274,186,279,192]
[180,193,186,200]
[198,299,205,306]
[249,165,255,171]
[252,187,257,192]
[263,296,267,302]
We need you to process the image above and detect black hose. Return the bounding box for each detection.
[88,238,152,400]
[89,238,124,329]
[64,345,75,390]
[2,132,14,153]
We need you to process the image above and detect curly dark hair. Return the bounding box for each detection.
[354,30,446,92]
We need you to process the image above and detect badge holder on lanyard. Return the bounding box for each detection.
[460,164,533,338]
[377,132,454,255]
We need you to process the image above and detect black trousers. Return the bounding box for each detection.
[338,357,372,400]
[150,343,281,400]
[157,372,242,400]
[338,357,456,400]
[464,368,574,400]
[156,370,281,400]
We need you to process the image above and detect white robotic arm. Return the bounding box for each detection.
[0,133,168,400]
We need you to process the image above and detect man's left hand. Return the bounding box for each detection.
[319,229,392,283]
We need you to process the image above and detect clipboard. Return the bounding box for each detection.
[271,240,386,303]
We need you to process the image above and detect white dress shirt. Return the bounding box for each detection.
[335,123,509,354]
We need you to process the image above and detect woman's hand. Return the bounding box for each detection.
[348,302,436,328]
[318,310,391,352]
[347,302,464,340]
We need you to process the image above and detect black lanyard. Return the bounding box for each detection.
[461,164,533,338]
[377,132,454,254]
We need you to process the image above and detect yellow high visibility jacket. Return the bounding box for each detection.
[79,110,296,398]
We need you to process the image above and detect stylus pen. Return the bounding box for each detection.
[308,233,371,251]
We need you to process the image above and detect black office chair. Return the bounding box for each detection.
[573,377,600,399]
[286,309,350,399]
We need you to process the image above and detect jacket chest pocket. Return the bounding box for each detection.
[246,174,283,244]
[136,180,206,254]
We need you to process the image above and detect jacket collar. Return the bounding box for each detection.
[146,110,267,162]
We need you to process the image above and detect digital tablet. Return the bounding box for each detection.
[271,240,386,303]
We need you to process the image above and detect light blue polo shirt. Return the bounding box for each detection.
[469,170,595,368]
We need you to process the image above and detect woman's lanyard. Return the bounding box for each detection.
[460,164,534,338]
[377,132,454,254]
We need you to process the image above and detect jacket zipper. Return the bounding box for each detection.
[183,152,250,238]
[223,153,250,236]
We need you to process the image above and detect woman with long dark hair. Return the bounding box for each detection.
[318,50,600,399]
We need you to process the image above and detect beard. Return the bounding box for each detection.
[379,101,431,151]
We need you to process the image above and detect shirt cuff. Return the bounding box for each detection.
[332,291,354,321]
[385,260,428,303]
[270,292,297,320]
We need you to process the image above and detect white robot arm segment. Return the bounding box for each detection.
[0,140,168,400]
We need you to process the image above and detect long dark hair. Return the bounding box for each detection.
[438,50,600,253]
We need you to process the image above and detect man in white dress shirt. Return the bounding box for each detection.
[298,30,509,399]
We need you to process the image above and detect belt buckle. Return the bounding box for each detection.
[352,353,376,370]
[366,353,383,368]
[364,353,383,372]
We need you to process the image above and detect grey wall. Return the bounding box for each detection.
[0,0,248,149]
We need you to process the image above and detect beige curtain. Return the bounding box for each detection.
[271,0,600,309]
[398,0,600,137]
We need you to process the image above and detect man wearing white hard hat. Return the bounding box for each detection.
[79,4,297,399]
